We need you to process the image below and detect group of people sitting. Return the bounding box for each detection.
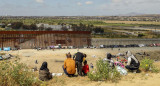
[62,52,89,77]
[38,51,140,81]
[39,52,89,81]
[106,51,140,72]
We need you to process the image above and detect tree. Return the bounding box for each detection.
[46,27,52,31]
[11,22,23,29]
[93,27,104,34]
[22,25,30,30]
[38,24,44,31]
[29,24,38,31]
[138,34,145,38]
[1,25,5,28]
[61,26,68,31]
[87,24,94,31]
[70,24,78,31]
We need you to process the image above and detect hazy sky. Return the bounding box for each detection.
[0,0,160,16]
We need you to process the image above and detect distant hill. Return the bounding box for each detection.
[136,14,160,17]
[116,12,144,16]
[117,13,160,17]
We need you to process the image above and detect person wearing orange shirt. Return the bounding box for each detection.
[62,53,76,77]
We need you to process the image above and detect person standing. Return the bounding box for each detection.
[73,52,85,76]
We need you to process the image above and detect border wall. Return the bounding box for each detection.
[92,38,160,46]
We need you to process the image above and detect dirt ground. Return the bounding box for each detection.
[1,47,160,86]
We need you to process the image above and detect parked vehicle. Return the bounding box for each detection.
[150,43,156,47]
[89,45,96,49]
[138,44,145,47]
[54,46,60,49]
[100,45,105,48]
[155,43,160,47]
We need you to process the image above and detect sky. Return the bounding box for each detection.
[0,0,160,16]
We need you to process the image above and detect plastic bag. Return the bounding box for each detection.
[116,66,127,75]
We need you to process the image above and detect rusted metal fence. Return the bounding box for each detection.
[0,31,91,49]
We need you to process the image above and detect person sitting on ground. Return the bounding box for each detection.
[39,62,52,81]
[73,52,85,76]
[63,53,76,77]
[103,53,114,68]
[125,51,140,72]
[82,60,89,76]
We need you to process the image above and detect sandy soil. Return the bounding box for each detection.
[1,47,160,86]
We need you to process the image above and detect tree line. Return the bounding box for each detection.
[5,22,104,34]
[11,22,38,31]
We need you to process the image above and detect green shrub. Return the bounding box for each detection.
[138,34,145,37]
[88,59,121,81]
[140,58,159,73]
[0,60,44,86]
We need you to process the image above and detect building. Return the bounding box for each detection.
[36,23,72,31]
[0,31,91,49]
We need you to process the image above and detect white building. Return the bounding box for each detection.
[36,23,72,31]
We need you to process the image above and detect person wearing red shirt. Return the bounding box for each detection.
[82,60,89,76]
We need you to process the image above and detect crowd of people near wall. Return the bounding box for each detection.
[38,50,140,81]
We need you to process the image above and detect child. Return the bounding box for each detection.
[83,54,87,62]
[82,60,89,76]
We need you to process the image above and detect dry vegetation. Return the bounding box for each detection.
[104,20,160,25]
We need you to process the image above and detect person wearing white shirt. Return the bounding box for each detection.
[125,51,140,71]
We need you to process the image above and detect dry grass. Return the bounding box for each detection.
[104,20,160,25]
[1,48,160,86]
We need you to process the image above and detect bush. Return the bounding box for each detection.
[0,60,44,86]
[88,59,121,81]
[138,34,145,37]
[140,58,159,73]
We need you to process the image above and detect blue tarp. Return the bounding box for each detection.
[0,48,1,51]
[3,47,11,51]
